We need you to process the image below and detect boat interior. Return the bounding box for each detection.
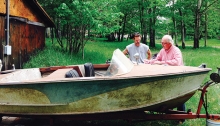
[40,63,110,78]
[0,49,135,83]
[0,63,111,83]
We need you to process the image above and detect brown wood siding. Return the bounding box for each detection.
[0,0,43,23]
[0,0,53,70]
[0,16,45,70]
[0,16,5,65]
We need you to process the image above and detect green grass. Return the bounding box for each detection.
[23,38,220,126]
[23,38,134,68]
[184,39,220,47]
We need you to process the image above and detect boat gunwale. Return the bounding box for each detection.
[0,68,210,85]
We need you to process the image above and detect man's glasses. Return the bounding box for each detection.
[161,42,170,45]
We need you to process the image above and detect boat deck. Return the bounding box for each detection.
[120,64,211,77]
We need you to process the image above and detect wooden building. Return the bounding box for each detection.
[0,0,54,70]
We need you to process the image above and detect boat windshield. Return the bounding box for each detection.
[104,49,134,76]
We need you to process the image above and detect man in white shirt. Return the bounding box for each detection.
[123,32,152,63]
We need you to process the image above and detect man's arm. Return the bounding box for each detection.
[163,49,183,66]
[123,48,128,55]
[153,48,183,66]
[144,50,161,64]
[147,49,152,60]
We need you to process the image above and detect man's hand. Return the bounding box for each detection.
[144,59,151,64]
[152,61,168,65]
[152,61,162,65]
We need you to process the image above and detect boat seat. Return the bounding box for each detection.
[65,69,80,78]
[84,63,95,77]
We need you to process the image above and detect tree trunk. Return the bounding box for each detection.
[149,21,156,47]
[120,14,127,42]
[178,8,185,49]
[139,1,144,43]
[117,31,121,42]
[172,16,178,46]
[148,7,156,47]
[171,0,178,47]
[142,22,147,44]
[204,1,208,47]
[193,0,202,48]
[51,28,54,45]
[194,16,200,48]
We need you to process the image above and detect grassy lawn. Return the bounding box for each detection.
[24,38,220,126]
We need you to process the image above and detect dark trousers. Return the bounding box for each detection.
[177,103,186,111]
[177,103,186,122]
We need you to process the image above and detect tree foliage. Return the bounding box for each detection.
[54,1,95,54]
[38,0,220,52]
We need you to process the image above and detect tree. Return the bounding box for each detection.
[117,0,134,42]
[193,0,219,48]
[177,0,187,49]
[148,4,157,47]
[91,0,123,39]
[54,1,96,57]
[38,0,122,56]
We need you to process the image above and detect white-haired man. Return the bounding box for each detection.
[145,35,183,66]
[145,35,185,123]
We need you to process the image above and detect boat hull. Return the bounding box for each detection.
[0,67,209,115]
